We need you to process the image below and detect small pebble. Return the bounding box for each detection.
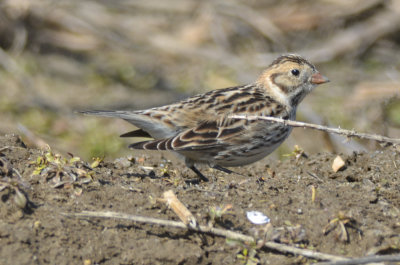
[332,155,346,172]
[14,188,27,209]
[114,157,132,169]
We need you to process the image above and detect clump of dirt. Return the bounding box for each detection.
[0,134,399,264]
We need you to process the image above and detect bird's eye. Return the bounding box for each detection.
[291,69,300,76]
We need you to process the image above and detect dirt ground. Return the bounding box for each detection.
[0,133,399,265]
[1,1,400,264]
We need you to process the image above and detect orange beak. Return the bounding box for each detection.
[311,72,330,84]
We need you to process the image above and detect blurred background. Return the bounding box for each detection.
[1,0,400,160]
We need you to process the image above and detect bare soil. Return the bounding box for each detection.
[0,134,399,265]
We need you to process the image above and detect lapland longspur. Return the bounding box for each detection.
[81,54,329,181]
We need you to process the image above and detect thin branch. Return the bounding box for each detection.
[12,168,23,180]
[63,210,347,262]
[229,115,400,145]
[63,210,254,242]
[262,241,346,262]
[0,146,27,153]
[0,146,11,152]
[314,254,400,265]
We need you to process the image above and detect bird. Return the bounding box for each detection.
[80,54,329,181]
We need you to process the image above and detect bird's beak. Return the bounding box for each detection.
[311,72,330,84]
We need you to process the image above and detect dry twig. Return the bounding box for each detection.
[160,190,197,228]
[314,254,400,265]
[63,210,348,262]
[229,115,400,145]
[0,146,11,152]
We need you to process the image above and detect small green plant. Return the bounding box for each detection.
[323,211,362,242]
[283,145,307,161]
[31,149,93,188]
[227,239,259,265]
[90,156,104,168]
[236,247,259,265]
[208,204,233,226]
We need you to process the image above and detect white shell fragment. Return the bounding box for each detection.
[246,211,270,225]
[332,155,346,172]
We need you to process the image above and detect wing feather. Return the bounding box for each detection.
[128,119,246,152]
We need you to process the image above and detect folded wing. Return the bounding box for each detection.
[129,118,246,152]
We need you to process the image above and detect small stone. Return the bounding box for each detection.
[33,221,42,230]
[114,157,132,169]
[332,155,346,172]
[14,188,27,209]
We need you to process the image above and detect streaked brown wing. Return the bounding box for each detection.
[129,119,246,151]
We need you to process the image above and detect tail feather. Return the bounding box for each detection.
[78,110,136,119]
[120,129,152,138]
[79,110,177,139]
[129,138,173,150]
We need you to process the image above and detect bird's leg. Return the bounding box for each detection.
[211,164,244,176]
[211,165,234,174]
[189,165,209,182]
[185,158,209,182]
